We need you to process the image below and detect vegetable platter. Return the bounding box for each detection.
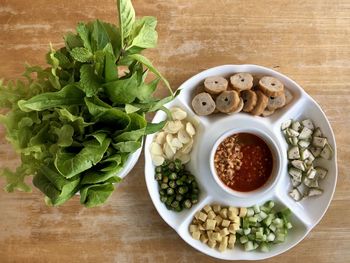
[144,64,337,260]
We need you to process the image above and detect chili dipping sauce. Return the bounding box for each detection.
[214,133,273,192]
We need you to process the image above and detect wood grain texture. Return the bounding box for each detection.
[0,0,349,262]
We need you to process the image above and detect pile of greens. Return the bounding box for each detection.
[0,0,176,207]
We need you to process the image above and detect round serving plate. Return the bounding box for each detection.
[144,65,337,260]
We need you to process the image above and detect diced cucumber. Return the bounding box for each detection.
[301,119,314,130]
[313,127,322,137]
[298,140,311,148]
[244,228,251,235]
[288,167,302,182]
[289,188,302,201]
[275,233,286,243]
[312,136,328,148]
[281,119,292,130]
[260,242,270,252]
[306,167,317,179]
[288,146,300,159]
[253,204,260,213]
[240,236,249,244]
[292,121,302,132]
[286,222,293,229]
[301,148,312,160]
[315,167,328,180]
[247,208,255,217]
[304,177,319,188]
[244,241,254,251]
[306,187,323,197]
[266,233,275,242]
[320,143,333,160]
[287,128,300,137]
[299,127,313,140]
[310,147,322,157]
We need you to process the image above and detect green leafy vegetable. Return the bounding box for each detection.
[0,0,176,207]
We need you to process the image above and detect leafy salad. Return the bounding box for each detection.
[0,0,176,207]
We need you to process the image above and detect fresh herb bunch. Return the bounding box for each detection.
[0,0,176,207]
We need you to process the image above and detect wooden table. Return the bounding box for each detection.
[0,0,349,262]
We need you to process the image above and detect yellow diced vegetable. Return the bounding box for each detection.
[203,205,212,213]
[213,204,221,213]
[239,207,248,217]
[208,239,216,248]
[220,227,230,236]
[215,215,223,225]
[218,236,228,252]
[221,219,230,228]
[204,219,216,230]
[220,208,228,219]
[207,210,216,220]
[198,212,208,222]
[189,224,198,233]
[192,231,201,240]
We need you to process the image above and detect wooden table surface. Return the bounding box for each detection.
[0,0,349,262]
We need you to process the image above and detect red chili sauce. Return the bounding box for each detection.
[214,133,273,192]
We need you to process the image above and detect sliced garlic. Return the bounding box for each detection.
[171,107,187,120]
[185,122,196,137]
[163,142,176,159]
[152,155,165,166]
[181,139,194,154]
[150,142,163,155]
[171,137,183,149]
[174,152,191,164]
[178,128,191,144]
[155,131,166,145]
[164,120,183,134]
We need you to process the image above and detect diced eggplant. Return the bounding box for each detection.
[320,144,333,160]
[291,160,306,171]
[310,147,322,157]
[304,178,319,188]
[298,140,311,148]
[307,152,315,162]
[298,127,313,140]
[313,127,322,137]
[306,167,317,179]
[306,188,323,197]
[315,167,328,180]
[288,137,298,146]
[287,128,300,137]
[288,167,302,182]
[281,119,292,130]
[291,178,301,187]
[302,119,314,130]
[312,136,328,148]
[301,149,311,160]
[292,121,302,132]
[289,188,302,201]
[288,146,300,160]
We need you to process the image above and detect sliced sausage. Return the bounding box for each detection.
[192,92,216,116]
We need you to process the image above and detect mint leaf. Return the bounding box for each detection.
[117,0,135,47]
[80,64,101,97]
[76,23,92,51]
[91,20,110,51]
[70,47,93,62]
[103,71,138,104]
[128,16,158,49]
[128,54,172,95]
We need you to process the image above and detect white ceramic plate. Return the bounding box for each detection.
[144,65,337,260]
